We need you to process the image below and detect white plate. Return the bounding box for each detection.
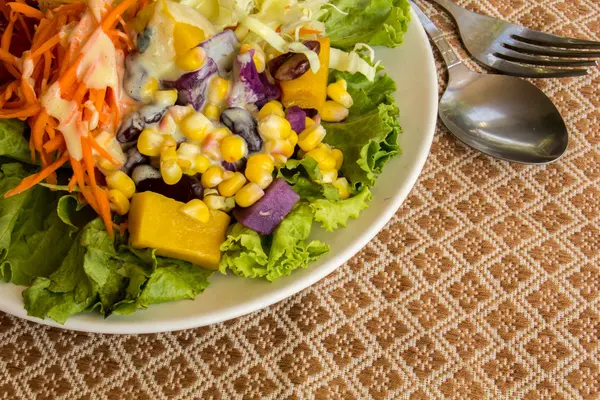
[0,10,438,334]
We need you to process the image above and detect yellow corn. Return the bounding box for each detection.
[179,199,210,223]
[259,114,292,140]
[245,153,275,189]
[333,177,351,199]
[321,100,349,122]
[224,197,236,211]
[204,195,227,211]
[264,138,294,158]
[194,154,211,173]
[108,189,130,215]
[97,157,119,172]
[162,135,177,151]
[159,114,177,136]
[305,148,336,170]
[173,22,206,55]
[201,165,224,188]
[258,100,285,120]
[208,77,231,105]
[240,43,266,73]
[203,188,219,197]
[161,160,183,185]
[218,172,247,197]
[177,142,201,169]
[220,135,247,163]
[161,146,178,163]
[320,169,338,184]
[305,116,316,128]
[288,130,298,149]
[222,170,235,181]
[208,127,232,142]
[327,79,353,108]
[272,154,287,168]
[168,105,194,123]
[331,148,344,170]
[181,112,212,142]
[140,77,159,101]
[235,183,265,207]
[106,170,136,199]
[203,103,221,120]
[176,47,206,71]
[153,89,178,107]
[137,128,164,157]
[298,124,326,151]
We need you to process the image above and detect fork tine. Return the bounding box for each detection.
[512,30,600,50]
[503,40,600,58]
[489,58,589,78]
[494,49,598,67]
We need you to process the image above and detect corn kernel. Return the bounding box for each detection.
[320,169,338,184]
[255,173,273,189]
[179,199,210,223]
[246,153,274,175]
[204,188,219,197]
[203,103,221,120]
[264,138,294,158]
[208,77,231,105]
[298,124,326,151]
[153,89,178,106]
[162,135,177,151]
[327,80,353,108]
[161,160,183,185]
[331,148,344,170]
[98,157,119,172]
[161,146,178,163]
[207,127,231,142]
[258,100,284,120]
[108,189,130,215]
[224,197,236,211]
[194,154,211,173]
[305,148,336,170]
[222,170,235,180]
[167,105,194,123]
[201,165,224,188]
[177,142,201,166]
[305,116,316,128]
[176,47,206,71]
[181,112,212,142]
[272,154,287,168]
[321,100,349,122]
[204,195,227,210]
[287,130,298,148]
[333,177,351,199]
[140,77,158,101]
[220,135,247,163]
[137,128,165,157]
[217,172,247,197]
[235,183,265,207]
[158,114,177,136]
[259,114,292,140]
[106,170,136,199]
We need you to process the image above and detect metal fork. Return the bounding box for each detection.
[428,0,600,77]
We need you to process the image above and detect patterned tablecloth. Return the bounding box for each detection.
[1,1,599,398]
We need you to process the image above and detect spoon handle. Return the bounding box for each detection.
[410,1,463,70]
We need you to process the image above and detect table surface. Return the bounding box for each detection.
[2,1,600,399]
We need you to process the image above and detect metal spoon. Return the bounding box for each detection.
[412,2,568,164]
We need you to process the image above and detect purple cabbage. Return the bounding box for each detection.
[233,179,300,235]
[116,104,167,143]
[229,50,281,108]
[162,58,218,111]
[198,30,239,76]
[286,106,306,133]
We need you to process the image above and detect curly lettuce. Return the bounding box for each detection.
[310,188,372,231]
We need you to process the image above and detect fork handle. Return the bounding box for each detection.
[411,2,463,70]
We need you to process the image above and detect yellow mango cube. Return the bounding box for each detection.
[129,192,230,270]
[280,37,330,111]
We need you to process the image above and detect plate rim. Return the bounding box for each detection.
[0,9,439,334]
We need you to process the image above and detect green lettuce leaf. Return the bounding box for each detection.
[0,164,79,285]
[22,218,213,323]
[323,71,401,190]
[321,0,410,50]
[0,119,33,164]
[276,157,340,201]
[220,203,329,282]
[310,188,372,231]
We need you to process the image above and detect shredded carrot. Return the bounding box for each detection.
[30,33,62,59]
[72,81,87,104]
[101,0,137,32]
[82,138,113,237]
[31,109,48,152]
[58,52,83,92]
[0,48,19,66]
[43,134,64,152]
[45,124,55,139]
[7,3,44,20]
[16,13,32,43]
[0,103,40,118]
[4,152,69,197]
[89,134,121,166]
[68,175,77,192]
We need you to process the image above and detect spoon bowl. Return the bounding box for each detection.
[412,1,569,164]
[439,66,568,163]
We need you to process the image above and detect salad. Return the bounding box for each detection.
[0,0,410,323]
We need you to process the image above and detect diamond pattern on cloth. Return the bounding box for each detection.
[1,0,600,398]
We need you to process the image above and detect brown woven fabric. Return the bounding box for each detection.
[1,1,599,398]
